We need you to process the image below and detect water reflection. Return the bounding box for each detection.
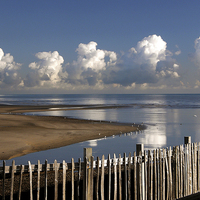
[88,140,98,147]
[81,110,107,121]
[140,130,166,150]
[138,108,167,149]
[5,107,200,165]
[85,98,107,105]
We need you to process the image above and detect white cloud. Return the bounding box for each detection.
[195,80,200,88]
[129,47,137,54]
[0,48,22,86]
[74,41,117,71]
[192,37,200,67]
[2,35,181,92]
[135,35,167,70]
[25,51,66,87]
[173,63,179,68]
[175,50,181,56]
[29,51,64,82]
[140,83,148,89]
[0,49,21,72]
[195,37,200,50]
[65,41,117,86]
[102,35,180,87]
[175,45,181,55]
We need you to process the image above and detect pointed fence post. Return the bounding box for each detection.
[184,136,192,195]
[136,144,144,200]
[83,148,93,200]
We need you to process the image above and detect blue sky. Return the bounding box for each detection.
[1,0,200,94]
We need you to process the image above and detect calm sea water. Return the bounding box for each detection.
[1,94,200,165]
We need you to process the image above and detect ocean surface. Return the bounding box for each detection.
[1,94,200,165]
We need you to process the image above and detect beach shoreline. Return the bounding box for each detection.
[0,105,143,160]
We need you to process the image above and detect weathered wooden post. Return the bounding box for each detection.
[44,160,48,200]
[3,160,5,200]
[136,144,145,200]
[83,148,93,200]
[184,136,191,146]
[184,136,192,195]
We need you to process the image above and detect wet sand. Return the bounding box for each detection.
[0,105,140,160]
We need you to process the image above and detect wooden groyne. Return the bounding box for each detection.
[0,136,200,200]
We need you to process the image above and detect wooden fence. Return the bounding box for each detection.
[0,136,200,200]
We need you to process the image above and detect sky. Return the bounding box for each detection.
[1,0,200,94]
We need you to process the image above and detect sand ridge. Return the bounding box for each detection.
[0,105,142,160]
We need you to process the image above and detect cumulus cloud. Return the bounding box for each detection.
[65,41,117,86]
[75,41,117,71]
[0,48,22,87]
[191,37,200,67]
[24,51,66,87]
[102,35,180,87]
[195,80,200,89]
[156,60,179,78]
[20,36,181,91]
[135,35,167,69]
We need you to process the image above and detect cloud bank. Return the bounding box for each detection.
[3,33,200,93]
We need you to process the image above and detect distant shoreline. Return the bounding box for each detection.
[0,105,144,160]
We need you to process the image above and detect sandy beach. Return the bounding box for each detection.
[0,105,140,160]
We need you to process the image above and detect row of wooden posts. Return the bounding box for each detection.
[0,136,200,200]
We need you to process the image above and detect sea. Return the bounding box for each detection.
[1,94,200,165]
